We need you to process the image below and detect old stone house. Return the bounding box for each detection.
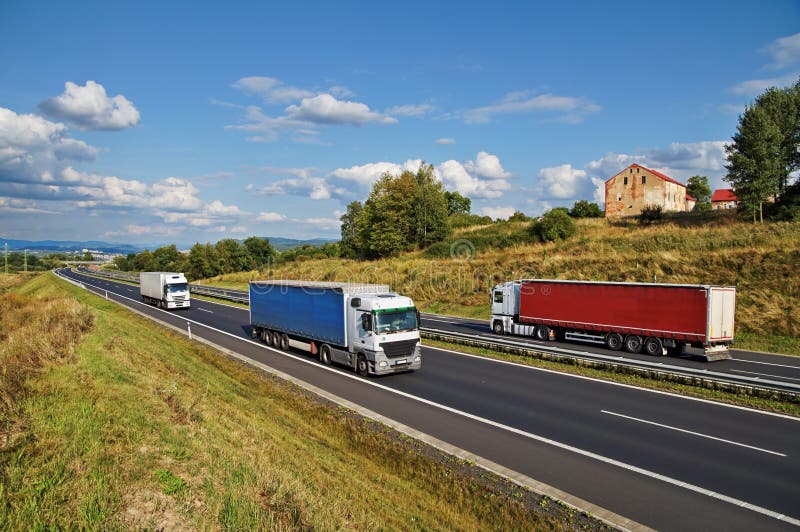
[711,189,738,210]
[605,164,692,218]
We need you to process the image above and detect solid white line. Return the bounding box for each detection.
[54,269,800,526]
[735,358,800,370]
[730,369,800,382]
[600,410,787,457]
[423,317,461,324]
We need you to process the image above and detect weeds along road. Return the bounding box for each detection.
[57,268,800,531]
[421,314,800,383]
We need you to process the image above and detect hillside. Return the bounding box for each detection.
[199,215,800,355]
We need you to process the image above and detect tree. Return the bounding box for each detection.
[134,249,155,271]
[215,239,251,274]
[243,237,276,269]
[444,191,471,216]
[725,104,783,223]
[81,251,94,261]
[153,244,183,271]
[753,82,800,194]
[339,201,363,259]
[529,209,576,242]
[686,176,711,211]
[185,243,220,280]
[508,211,532,222]
[568,200,603,218]
[411,165,450,247]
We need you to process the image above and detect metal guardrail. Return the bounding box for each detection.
[421,327,800,397]
[71,268,800,398]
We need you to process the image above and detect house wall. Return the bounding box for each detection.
[712,200,737,210]
[605,166,688,218]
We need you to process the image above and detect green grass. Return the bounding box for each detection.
[1,273,595,530]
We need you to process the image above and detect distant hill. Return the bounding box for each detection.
[266,237,336,251]
[0,238,145,255]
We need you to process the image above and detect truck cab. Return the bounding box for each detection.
[344,293,422,375]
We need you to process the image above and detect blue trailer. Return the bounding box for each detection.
[249,280,422,376]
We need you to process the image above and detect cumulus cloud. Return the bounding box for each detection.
[435,138,456,145]
[39,81,140,130]
[537,164,588,199]
[331,159,424,185]
[764,32,800,70]
[464,91,601,124]
[0,196,61,215]
[286,94,396,125]
[464,151,510,179]
[103,224,181,238]
[252,166,344,200]
[231,76,315,104]
[438,159,511,199]
[257,211,287,222]
[480,206,516,220]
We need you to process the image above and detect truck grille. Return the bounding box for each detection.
[381,339,418,358]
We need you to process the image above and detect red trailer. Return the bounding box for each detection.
[490,279,735,361]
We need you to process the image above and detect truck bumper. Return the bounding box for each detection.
[370,345,422,375]
[167,301,190,309]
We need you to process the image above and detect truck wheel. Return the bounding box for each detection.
[644,337,664,356]
[624,335,643,353]
[535,325,550,341]
[606,333,623,351]
[280,334,290,351]
[320,344,332,365]
[269,331,279,348]
[492,321,504,335]
[356,354,369,377]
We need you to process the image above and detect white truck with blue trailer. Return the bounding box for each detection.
[249,280,422,376]
[140,272,190,309]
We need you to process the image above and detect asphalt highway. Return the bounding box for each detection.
[57,269,800,531]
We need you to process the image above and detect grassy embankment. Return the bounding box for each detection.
[1,273,594,530]
[200,216,800,356]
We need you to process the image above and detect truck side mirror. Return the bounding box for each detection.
[361,313,372,332]
[351,297,361,308]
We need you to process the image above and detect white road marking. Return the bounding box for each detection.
[198,308,213,314]
[601,410,786,457]
[52,269,800,527]
[730,369,800,382]
[423,317,462,324]
[735,358,800,370]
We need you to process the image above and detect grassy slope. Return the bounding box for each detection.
[1,273,586,530]
[201,216,800,355]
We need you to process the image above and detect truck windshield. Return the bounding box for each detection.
[167,283,188,293]
[374,308,417,333]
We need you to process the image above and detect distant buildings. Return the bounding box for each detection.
[711,189,738,210]
[605,164,693,218]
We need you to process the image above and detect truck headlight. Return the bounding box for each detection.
[378,361,388,368]
[414,356,421,363]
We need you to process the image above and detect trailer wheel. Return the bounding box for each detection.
[270,331,280,348]
[280,333,290,351]
[320,344,332,365]
[606,333,623,351]
[356,354,369,377]
[535,325,551,341]
[624,335,643,354]
[644,337,665,356]
[492,321,504,335]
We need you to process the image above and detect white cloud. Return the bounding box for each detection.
[257,211,288,222]
[0,196,61,215]
[286,94,397,125]
[385,104,435,117]
[232,76,281,94]
[480,206,516,220]
[537,164,588,199]
[232,76,314,104]
[229,225,247,234]
[729,72,799,95]
[296,217,340,229]
[330,159,423,185]
[328,86,355,99]
[39,81,140,131]
[253,166,339,200]
[103,224,181,238]
[464,91,601,124]
[464,151,510,179]
[764,32,800,69]
[435,138,456,145]
[438,159,511,199]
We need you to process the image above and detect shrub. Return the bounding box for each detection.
[529,209,576,242]
[638,204,664,225]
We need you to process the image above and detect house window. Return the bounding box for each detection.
[642,175,646,184]
[630,168,633,173]
[624,176,628,185]
[636,167,640,173]
[617,194,622,201]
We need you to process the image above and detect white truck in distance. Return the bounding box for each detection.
[140,272,191,310]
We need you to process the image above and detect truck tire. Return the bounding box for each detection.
[644,337,664,356]
[535,325,550,341]
[624,335,643,353]
[269,331,279,348]
[492,320,504,335]
[320,344,332,365]
[606,333,623,351]
[280,333,290,351]
[356,354,369,377]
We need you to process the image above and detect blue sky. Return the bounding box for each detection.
[1,1,798,247]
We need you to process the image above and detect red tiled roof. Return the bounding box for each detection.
[711,189,738,202]
[686,194,696,201]
[605,164,686,188]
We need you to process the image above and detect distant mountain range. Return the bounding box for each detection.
[0,236,336,254]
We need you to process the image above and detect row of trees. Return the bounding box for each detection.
[113,237,276,280]
[725,79,800,222]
